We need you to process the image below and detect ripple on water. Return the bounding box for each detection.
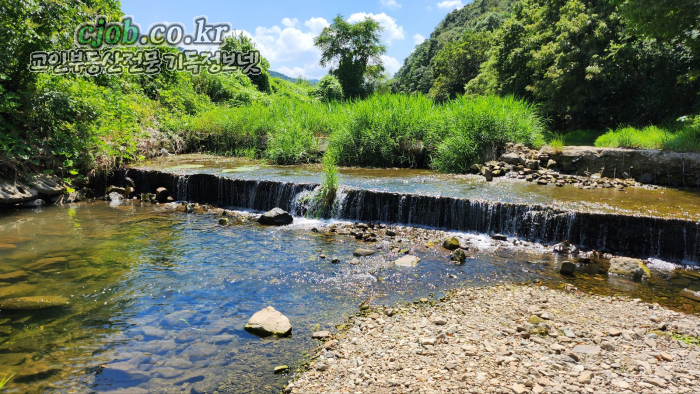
[0,202,698,393]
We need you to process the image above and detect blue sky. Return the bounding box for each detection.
[120,0,469,79]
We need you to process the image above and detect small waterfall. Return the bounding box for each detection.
[114,168,700,264]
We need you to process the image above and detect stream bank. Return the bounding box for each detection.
[289,284,700,394]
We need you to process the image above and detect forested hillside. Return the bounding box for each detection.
[392,0,515,95]
[392,0,700,130]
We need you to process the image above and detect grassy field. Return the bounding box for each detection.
[546,120,700,153]
[594,122,700,152]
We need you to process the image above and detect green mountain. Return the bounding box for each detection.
[392,0,515,94]
[269,70,320,85]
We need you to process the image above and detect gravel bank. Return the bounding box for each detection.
[288,285,700,394]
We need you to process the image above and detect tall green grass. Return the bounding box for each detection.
[186,93,548,172]
[428,95,546,172]
[594,120,700,152]
[329,94,435,167]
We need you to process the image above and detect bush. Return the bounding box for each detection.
[192,71,266,106]
[311,75,344,102]
[429,95,546,172]
[329,94,434,167]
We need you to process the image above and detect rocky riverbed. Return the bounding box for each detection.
[288,285,700,394]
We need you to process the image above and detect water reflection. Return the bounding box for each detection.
[0,202,698,393]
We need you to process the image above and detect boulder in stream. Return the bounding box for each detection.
[451,249,467,263]
[395,255,420,267]
[156,187,169,202]
[442,237,460,250]
[353,248,375,257]
[244,306,292,337]
[609,257,649,281]
[258,208,293,226]
[559,261,576,275]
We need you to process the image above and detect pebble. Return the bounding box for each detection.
[289,285,700,394]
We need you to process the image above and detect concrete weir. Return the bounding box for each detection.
[115,168,700,264]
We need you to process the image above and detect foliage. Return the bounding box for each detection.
[191,71,260,106]
[487,0,699,129]
[221,32,272,93]
[611,0,700,78]
[319,152,339,206]
[429,30,493,101]
[392,0,514,94]
[328,94,435,167]
[559,129,606,146]
[315,15,387,99]
[311,75,344,102]
[394,0,699,130]
[189,93,546,172]
[428,95,546,172]
[594,119,700,152]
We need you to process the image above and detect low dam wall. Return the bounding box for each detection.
[115,168,700,264]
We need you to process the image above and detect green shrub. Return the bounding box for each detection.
[311,75,344,102]
[429,95,546,172]
[329,94,434,167]
[191,71,266,106]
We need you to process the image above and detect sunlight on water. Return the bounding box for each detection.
[0,202,698,393]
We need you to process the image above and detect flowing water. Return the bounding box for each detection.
[138,154,700,220]
[1,154,700,393]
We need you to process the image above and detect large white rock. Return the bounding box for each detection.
[395,255,420,267]
[244,306,292,337]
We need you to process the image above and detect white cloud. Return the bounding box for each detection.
[304,17,330,35]
[380,0,402,9]
[437,0,463,10]
[413,34,426,45]
[235,18,331,79]
[347,12,405,45]
[281,18,299,28]
[381,55,401,75]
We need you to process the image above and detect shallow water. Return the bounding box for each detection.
[0,202,699,393]
[135,154,700,220]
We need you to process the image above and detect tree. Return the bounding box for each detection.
[487,0,699,129]
[429,30,492,101]
[221,32,271,93]
[612,0,700,79]
[314,15,386,99]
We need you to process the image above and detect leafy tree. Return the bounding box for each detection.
[314,15,386,99]
[612,0,700,79]
[429,30,492,101]
[392,0,515,94]
[221,32,271,93]
[0,0,122,133]
[487,0,699,129]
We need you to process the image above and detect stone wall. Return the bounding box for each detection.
[541,146,700,187]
